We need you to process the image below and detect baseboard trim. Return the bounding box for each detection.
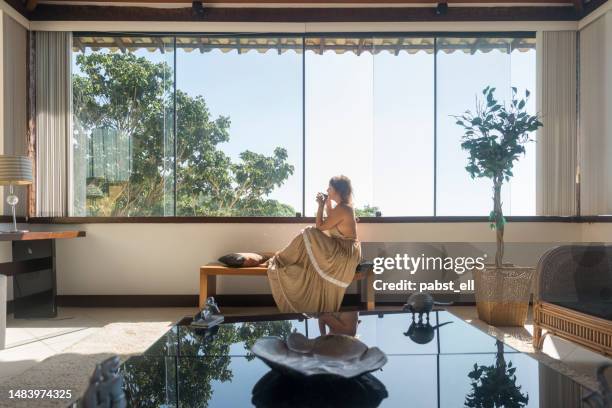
[53,295,476,309]
[57,295,199,308]
[56,294,363,308]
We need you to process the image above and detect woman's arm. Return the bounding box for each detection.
[316,205,343,231]
[316,202,325,228]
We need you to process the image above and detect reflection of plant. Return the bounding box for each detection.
[237,321,294,361]
[122,320,293,407]
[465,340,528,408]
[454,87,542,267]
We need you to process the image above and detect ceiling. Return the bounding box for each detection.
[6,0,607,22]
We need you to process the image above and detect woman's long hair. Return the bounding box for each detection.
[329,175,353,205]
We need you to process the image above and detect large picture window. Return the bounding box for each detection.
[71,34,536,218]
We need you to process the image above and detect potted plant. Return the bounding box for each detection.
[465,339,529,408]
[455,86,543,326]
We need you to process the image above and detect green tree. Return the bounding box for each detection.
[73,52,295,217]
[355,204,380,217]
[454,87,542,267]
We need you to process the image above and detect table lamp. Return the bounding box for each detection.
[0,155,33,233]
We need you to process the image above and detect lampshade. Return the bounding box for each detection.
[0,155,33,185]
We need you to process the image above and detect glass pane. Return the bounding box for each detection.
[71,36,175,216]
[436,37,536,216]
[305,37,375,217]
[373,38,434,216]
[305,37,435,217]
[509,44,537,215]
[372,355,438,407]
[175,36,303,216]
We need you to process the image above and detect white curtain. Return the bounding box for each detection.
[579,13,612,216]
[35,31,72,217]
[535,31,577,216]
[2,15,27,216]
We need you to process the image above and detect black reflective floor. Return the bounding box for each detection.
[120,311,595,407]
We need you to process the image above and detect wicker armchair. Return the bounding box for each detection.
[533,245,612,356]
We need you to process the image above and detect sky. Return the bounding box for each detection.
[74,37,536,217]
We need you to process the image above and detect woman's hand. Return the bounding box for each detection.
[316,192,327,206]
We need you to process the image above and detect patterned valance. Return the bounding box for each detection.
[73,36,535,55]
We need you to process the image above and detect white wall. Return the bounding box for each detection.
[28,222,585,296]
[582,222,612,241]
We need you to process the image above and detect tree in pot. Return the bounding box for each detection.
[454,87,543,326]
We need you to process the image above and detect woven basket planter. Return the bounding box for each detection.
[474,266,534,327]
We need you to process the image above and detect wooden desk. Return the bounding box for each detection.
[0,231,85,318]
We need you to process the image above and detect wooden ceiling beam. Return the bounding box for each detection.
[25,0,37,11]
[29,4,579,21]
[572,0,584,14]
[4,0,608,23]
[38,0,574,3]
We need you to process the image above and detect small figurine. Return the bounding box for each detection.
[203,297,221,318]
[402,292,453,321]
[81,355,126,408]
[192,297,224,329]
[403,318,452,345]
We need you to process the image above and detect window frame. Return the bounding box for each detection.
[65,31,540,221]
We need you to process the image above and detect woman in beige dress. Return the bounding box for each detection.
[267,175,362,313]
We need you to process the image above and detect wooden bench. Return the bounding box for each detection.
[200,263,375,311]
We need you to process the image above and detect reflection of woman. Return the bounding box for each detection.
[267,176,362,313]
[318,312,359,336]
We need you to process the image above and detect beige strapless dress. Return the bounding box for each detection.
[267,226,361,313]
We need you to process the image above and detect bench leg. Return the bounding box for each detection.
[199,272,208,309]
[208,275,217,298]
[199,273,217,309]
[366,270,375,311]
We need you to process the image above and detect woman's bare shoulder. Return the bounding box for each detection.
[336,204,355,217]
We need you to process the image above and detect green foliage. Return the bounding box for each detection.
[355,204,380,217]
[465,341,529,408]
[454,87,542,186]
[73,52,296,216]
[454,87,542,266]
